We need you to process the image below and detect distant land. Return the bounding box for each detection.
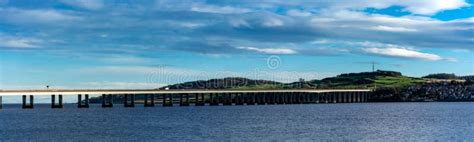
[89,70,474,103]
[160,70,424,90]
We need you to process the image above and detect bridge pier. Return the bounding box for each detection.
[123,94,135,107]
[163,94,173,107]
[363,92,368,102]
[283,92,289,104]
[310,93,316,104]
[180,93,190,106]
[357,92,362,103]
[344,93,349,103]
[352,92,359,103]
[314,93,319,103]
[209,93,219,106]
[348,92,352,103]
[22,95,34,109]
[235,94,244,105]
[0,96,2,109]
[267,93,276,105]
[102,94,113,108]
[264,93,270,104]
[289,93,295,104]
[328,92,333,103]
[332,92,337,103]
[257,93,266,105]
[327,93,332,103]
[352,92,356,103]
[301,93,308,104]
[78,94,89,108]
[223,93,232,106]
[321,93,327,103]
[51,94,63,108]
[364,92,369,102]
[246,93,256,105]
[296,92,302,104]
[276,92,284,104]
[287,93,292,104]
[144,94,155,107]
[195,94,204,106]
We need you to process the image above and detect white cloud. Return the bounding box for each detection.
[370,25,418,32]
[313,0,470,15]
[59,0,104,10]
[400,0,470,15]
[237,46,297,54]
[0,36,42,48]
[262,18,284,27]
[287,9,311,17]
[362,47,443,61]
[0,8,81,24]
[190,4,252,14]
[230,18,251,27]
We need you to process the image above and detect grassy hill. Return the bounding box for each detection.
[89,70,432,103]
[159,77,283,90]
[159,70,426,90]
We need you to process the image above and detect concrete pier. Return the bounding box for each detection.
[102,94,113,108]
[144,94,155,107]
[276,92,284,104]
[364,92,368,102]
[195,94,204,106]
[336,92,341,103]
[179,94,190,106]
[246,93,255,105]
[235,94,244,105]
[344,93,348,103]
[209,93,219,106]
[0,96,2,109]
[257,93,265,105]
[352,92,356,103]
[22,95,34,109]
[78,94,89,108]
[223,93,232,106]
[123,94,135,107]
[267,93,275,105]
[51,95,64,108]
[163,94,173,107]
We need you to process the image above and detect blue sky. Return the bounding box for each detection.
[0,0,473,89]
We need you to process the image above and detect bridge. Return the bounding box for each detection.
[0,89,372,109]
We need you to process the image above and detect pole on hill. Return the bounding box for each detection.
[372,61,375,72]
[372,61,377,90]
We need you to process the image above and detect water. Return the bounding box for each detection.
[0,103,473,141]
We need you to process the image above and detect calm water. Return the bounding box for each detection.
[0,103,473,141]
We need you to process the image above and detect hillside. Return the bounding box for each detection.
[312,70,424,89]
[159,77,283,90]
[88,71,474,103]
[159,70,425,90]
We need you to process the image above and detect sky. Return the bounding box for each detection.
[0,0,473,90]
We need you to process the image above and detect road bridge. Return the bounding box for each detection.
[0,89,372,109]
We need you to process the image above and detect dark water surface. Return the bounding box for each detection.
[0,103,473,141]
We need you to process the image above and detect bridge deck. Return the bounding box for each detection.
[0,89,371,96]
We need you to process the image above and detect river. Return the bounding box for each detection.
[0,102,473,141]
